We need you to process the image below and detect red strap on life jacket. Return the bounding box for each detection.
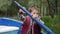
[21,16,30,34]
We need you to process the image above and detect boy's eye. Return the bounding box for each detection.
[37,13,39,14]
[36,13,39,14]
[34,13,35,14]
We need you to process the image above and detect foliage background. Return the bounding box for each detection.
[0,0,60,34]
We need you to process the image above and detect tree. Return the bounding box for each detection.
[47,0,58,18]
[0,0,12,16]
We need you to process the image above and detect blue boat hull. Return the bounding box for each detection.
[0,18,23,34]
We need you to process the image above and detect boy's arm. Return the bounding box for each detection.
[21,16,31,34]
[24,16,30,25]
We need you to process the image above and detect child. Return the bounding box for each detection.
[21,6,44,34]
[29,6,42,34]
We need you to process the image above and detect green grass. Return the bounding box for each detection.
[42,16,60,34]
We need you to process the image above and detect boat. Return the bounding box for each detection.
[0,18,23,34]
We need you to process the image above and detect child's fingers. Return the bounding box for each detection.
[19,9,25,13]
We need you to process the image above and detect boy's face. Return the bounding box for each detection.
[31,9,38,15]
[31,9,39,18]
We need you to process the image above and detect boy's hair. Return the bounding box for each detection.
[29,6,38,12]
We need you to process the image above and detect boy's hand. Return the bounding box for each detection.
[37,16,41,20]
[19,9,25,13]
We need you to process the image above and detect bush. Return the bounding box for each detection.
[42,16,52,23]
[42,16,60,34]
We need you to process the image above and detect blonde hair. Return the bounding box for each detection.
[29,6,38,12]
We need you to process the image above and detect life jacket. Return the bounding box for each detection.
[21,16,42,34]
[21,16,30,34]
